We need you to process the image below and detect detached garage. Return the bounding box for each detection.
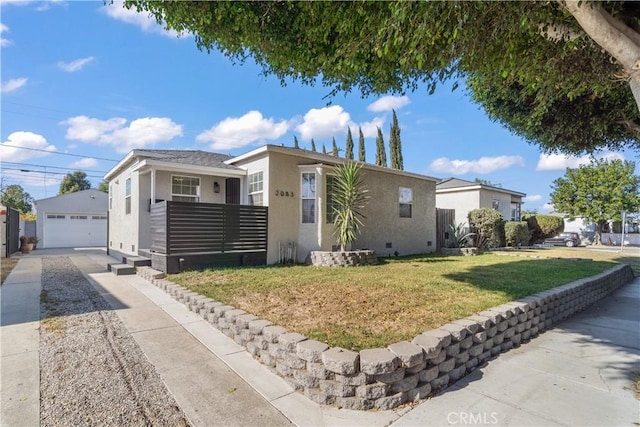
[35,189,109,249]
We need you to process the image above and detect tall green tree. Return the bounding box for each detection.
[293,135,300,149]
[331,161,369,251]
[59,171,91,195]
[128,1,640,153]
[550,159,640,245]
[322,144,327,154]
[345,128,354,160]
[358,127,366,163]
[98,180,109,193]
[389,110,403,170]
[331,137,339,156]
[0,184,33,214]
[311,138,317,152]
[374,127,386,167]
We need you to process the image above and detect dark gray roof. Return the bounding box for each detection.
[135,149,238,169]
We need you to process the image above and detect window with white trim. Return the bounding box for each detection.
[172,175,200,202]
[492,199,500,211]
[248,171,264,206]
[399,187,413,218]
[301,172,316,223]
[125,177,131,215]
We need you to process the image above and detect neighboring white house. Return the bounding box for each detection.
[436,178,526,227]
[104,146,439,267]
[34,189,108,249]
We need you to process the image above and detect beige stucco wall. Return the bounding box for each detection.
[235,150,437,263]
[479,188,514,222]
[354,168,436,257]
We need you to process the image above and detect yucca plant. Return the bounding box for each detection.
[447,223,476,248]
[332,162,370,251]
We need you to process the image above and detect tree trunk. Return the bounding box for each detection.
[563,1,640,113]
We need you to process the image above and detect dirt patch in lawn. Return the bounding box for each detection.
[1,257,19,285]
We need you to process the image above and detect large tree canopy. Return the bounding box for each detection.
[127,0,640,154]
[59,171,91,195]
[550,158,640,244]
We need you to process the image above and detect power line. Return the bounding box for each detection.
[2,167,104,179]
[0,144,120,162]
[2,161,108,174]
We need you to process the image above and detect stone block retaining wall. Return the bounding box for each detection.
[137,264,634,411]
[310,250,378,267]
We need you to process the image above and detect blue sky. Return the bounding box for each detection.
[2,1,638,212]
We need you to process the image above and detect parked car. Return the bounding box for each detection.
[544,232,581,247]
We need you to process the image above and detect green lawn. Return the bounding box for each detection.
[169,249,626,350]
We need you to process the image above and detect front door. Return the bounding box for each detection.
[225,178,240,204]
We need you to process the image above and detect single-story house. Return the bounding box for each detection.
[34,189,109,248]
[436,177,526,228]
[104,146,439,271]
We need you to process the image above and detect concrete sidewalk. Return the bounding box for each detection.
[1,249,638,426]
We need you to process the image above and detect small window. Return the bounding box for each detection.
[47,214,65,219]
[70,215,88,220]
[248,171,264,206]
[92,215,107,220]
[125,177,131,215]
[301,172,316,223]
[492,199,500,211]
[172,175,200,202]
[326,175,339,223]
[399,187,412,218]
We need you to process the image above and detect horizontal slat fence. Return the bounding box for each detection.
[150,201,267,255]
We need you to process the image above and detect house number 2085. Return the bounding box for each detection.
[275,190,294,197]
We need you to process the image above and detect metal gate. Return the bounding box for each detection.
[5,207,19,256]
[436,208,456,251]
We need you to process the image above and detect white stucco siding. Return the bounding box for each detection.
[479,189,512,222]
[354,169,436,257]
[107,165,140,257]
[436,190,481,227]
[35,189,108,249]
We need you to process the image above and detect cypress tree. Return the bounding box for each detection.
[293,135,300,149]
[345,128,354,160]
[358,127,366,162]
[322,144,327,154]
[332,137,339,156]
[311,138,317,152]
[375,127,387,167]
[390,109,404,170]
[389,110,398,169]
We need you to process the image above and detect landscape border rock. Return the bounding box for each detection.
[310,250,378,267]
[136,263,635,411]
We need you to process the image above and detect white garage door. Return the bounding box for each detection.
[44,213,107,248]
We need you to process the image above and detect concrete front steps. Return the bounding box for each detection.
[108,255,152,276]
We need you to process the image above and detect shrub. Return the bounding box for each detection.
[446,223,475,248]
[468,208,504,248]
[505,221,532,246]
[527,215,564,243]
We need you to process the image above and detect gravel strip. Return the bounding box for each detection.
[40,256,190,426]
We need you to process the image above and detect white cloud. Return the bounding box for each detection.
[1,77,27,93]
[1,23,12,47]
[296,106,351,140]
[354,117,385,139]
[58,56,95,72]
[536,152,625,171]
[0,131,56,162]
[61,115,183,153]
[524,194,543,203]
[429,155,525,175]
[1,168,62,191]
[102,1,183,38]
[541,203,554,213]
[367,95,411,113]
[196,110,289,150]
[70,157,98,168]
